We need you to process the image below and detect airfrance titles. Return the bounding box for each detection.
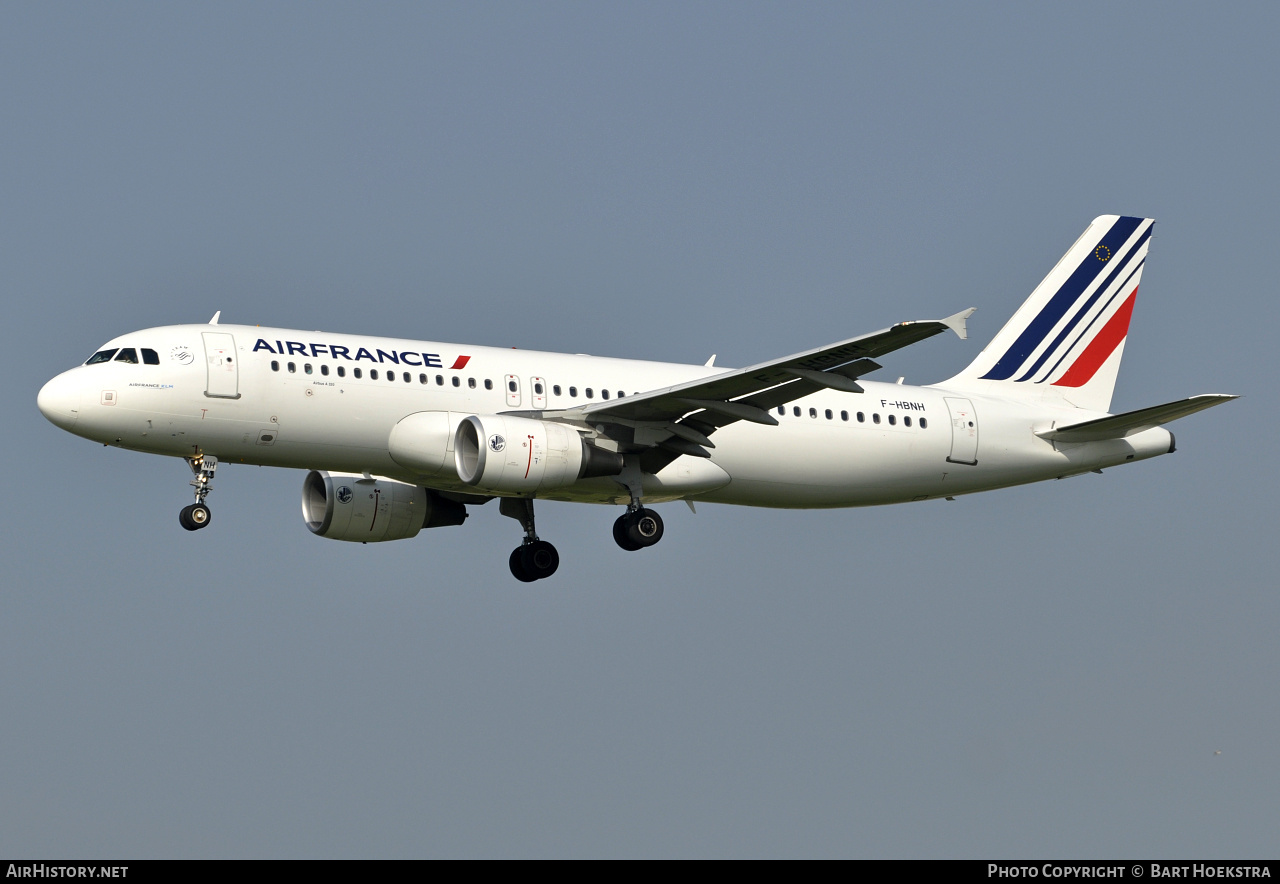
[252,338,472,371]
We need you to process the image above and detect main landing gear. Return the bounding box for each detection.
[501,497,560,583]
[611,464,664,552]
[179,454,217,532]
[612,506,664,551]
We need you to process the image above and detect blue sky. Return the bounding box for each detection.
[2,3,1275,857]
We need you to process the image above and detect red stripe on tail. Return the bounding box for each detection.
[1052,288,1137,388]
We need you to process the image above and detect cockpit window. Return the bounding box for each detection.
[85,349,118,365]
[141,348,159,365]
[114,348,139,364]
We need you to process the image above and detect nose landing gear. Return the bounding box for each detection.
[180,454,217,532]
[501,497,560,582]
[179,502,212,531]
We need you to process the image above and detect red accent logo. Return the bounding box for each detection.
[1053,288,1137,388]
[449,355,471,370]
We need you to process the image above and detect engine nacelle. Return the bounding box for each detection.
[454,414,623,493]
[302,470,466,542]
[387,411,461,478]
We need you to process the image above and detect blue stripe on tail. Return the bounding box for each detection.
[980,216,1144,381]
[1013,224,1151,382]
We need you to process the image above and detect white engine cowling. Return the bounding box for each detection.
[302,471,465,542]
[387,410,461,477]
[454,414,622,493]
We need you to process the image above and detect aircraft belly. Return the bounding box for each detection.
[699,418,956,507]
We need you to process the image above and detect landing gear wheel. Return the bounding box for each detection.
[627,508,664,548]
[179,503,211,531]
[520,540,560,580]
[613,514,642,551]
[509,548,537,583]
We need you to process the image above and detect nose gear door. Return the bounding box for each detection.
[202,332,241,399]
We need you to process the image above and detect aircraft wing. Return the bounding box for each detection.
[526,307,975,469]
[1035,394,1238,443]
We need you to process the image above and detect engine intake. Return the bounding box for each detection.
[302,470,466,542]
[454,414,623,493]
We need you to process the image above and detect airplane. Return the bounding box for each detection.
[37,215,1235,582]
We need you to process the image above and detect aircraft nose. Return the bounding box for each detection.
[37,371,82,430]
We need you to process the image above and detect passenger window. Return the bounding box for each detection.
[419,373,427,384]
[841,410,848,421]
[321,365,329,376]
[825,409,833,420]
[403,372,410,383]
[777,406,785,415]
[485,379,493,390]
[920,418,928,429]
[371,369,379,380]
[468,378,476,388]
[553,385,561,396]
[141,348,160,365]
[85,349,118,365]
[288,362,296,373]
[305,364,313,374]
[873,413,881,424]
[617,391,624,399]
[337,366,345,377]
[534,382,544,395]
[569,386,577,398]
[809,407,817,418]
[904,415,911,427]
[586,388,594,399]
[888,414,896,425]
[386,371,394,381]
[353,367,362,379]
[793,406,801,417]
[857,412,865,423]
[508,380,517,392]
[271,361,280,372]
[602,390,610,399]
[114,348,139,364]
[436,375,443,385]
[452,376,460,387]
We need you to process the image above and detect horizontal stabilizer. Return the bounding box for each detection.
[1036,394,1238,442]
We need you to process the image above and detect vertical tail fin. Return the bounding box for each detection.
[941,215,1154,413]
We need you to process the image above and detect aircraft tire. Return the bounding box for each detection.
[179,503,211,531]
[520,540,559,580]
[625,508,664,548]
[613,514,642,551]
[509,547,537,582]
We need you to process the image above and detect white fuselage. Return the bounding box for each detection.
[37,323,1174,508]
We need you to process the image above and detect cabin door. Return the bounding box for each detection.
[202,332,240,399]
[944,397,978,465]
